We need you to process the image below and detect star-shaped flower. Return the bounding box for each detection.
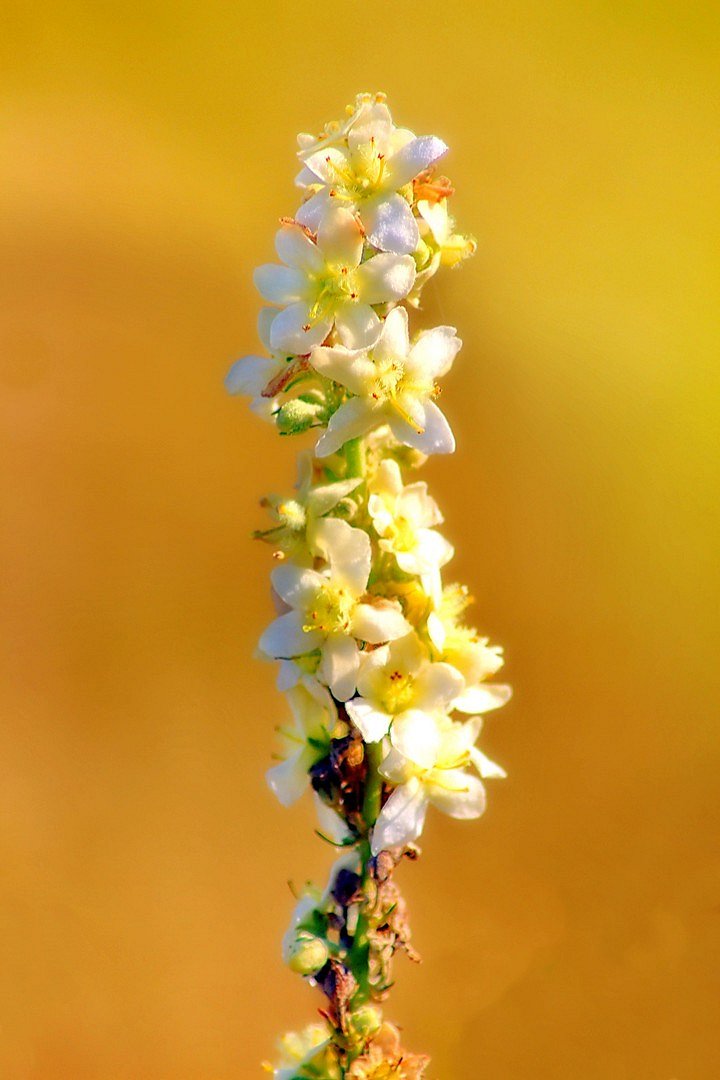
[346,633,463,743]
[259,517,411,700]
[368,458,453,587]
[296,96,447,256]
[254,208,416,356]
[310,306,460,457]
[371,713,505,854]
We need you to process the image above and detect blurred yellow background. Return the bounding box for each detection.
[2,2,719,1077]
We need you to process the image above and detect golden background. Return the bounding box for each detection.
[2,2,719,1076]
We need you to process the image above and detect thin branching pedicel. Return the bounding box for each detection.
[227,92,510,1078]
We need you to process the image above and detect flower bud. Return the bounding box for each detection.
[287,933,329,976]
[274,498,306,532]
[276,399,323,435]
[440,232,477,267]
[349,1003,382,1039]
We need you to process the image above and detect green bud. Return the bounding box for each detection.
[276,399,323,435]
[413,237,432,270]
[350,1003,382,1039]
[287,933,329,976]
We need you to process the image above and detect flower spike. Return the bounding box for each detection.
[227,92,507,1077]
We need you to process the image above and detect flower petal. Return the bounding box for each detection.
[426,611,446,651]
[313,517,370,596]
[257,307,276,351]
[372,305,410,363]
[470,747,507,779]
[414,662,465,711]
[386,135,448,188]
[269,302,333,356]
[313,794,351,842]
[295,188,332,230]
[271,564,325,609]
[302,146,351,185]
[453,683,513,714]
[348,99,394,155]
[224,355,282,397]
[355,253,416,305]
[317,206,364,268]
[310,345,377,395]
[275,224,325,275]
[314,397,376,458]
[307,477,362,517]
[395,530,453,577]
[352,601,411,644]
[334,301,382,350]
[259,610,322,659]
[389,399,455,455]
[409,325,462,379]
[266,751,309,807]
[253,264,309,305]
[390,709,441,770]
[294,164,317,188]
[276,659,302,691]
[371,778,428,854]
[362,192,419,256]
[319,633,359,701]
[378,746,416,785]
[427,770,487,819]
[345,698,392,742]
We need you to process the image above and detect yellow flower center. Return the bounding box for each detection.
[325,139,387,204]
[303,584,354,634]
[307,265,360,323]
[389,514,417,553]
[379,669,415,714]
[369,356,436,434]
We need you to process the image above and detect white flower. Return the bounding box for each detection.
[259,517,411,700]
[296,97,447,256]
[368,458,453,589]
[427,585,512,714]
[253,208,416,355]
[224,308,286,419]
[310,306,460,457]
[266,677,336,806]
[371,714,505,854]
[259,450,362,561]
[346,634,463,743]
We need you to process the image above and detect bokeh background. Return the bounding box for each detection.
[2,2,719,1077]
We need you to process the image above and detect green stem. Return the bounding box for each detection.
[347,739,385,1017]
[344,436,365,480]
[362,739,384,829]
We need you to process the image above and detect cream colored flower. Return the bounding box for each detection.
[259,517,411,700]
[368,458,453,586]
[254,208,416,355]
[266,677,336,807]
[428,583,512,713]
[297,95,447,256]
[372,713,505,854]
[346,633,463,744]
[311,306,460,457]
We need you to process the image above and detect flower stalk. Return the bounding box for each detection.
[227,92,510,1077]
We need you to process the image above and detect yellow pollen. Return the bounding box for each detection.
[303,585,353,635]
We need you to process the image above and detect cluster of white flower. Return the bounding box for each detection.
[230,93,507,1078]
